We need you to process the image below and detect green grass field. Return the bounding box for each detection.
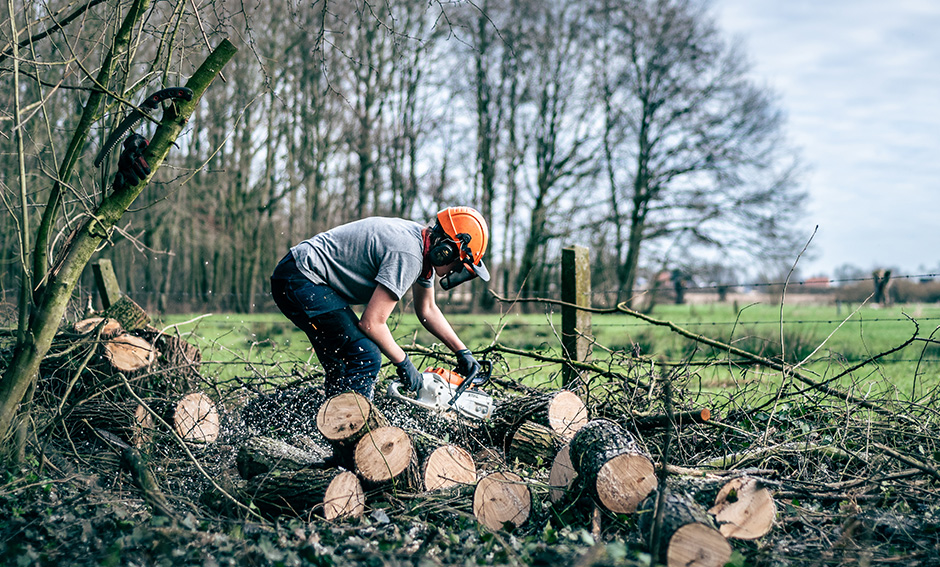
[154,301,940,402]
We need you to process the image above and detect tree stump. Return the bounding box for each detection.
[569,419,656,514]
[707,476,776,540]
[638,488,732,567]
[549,444,577,503]
[486,390,589,447]
[508,421,566,467]
[354,426,419,490]
[171,392,219,444]
[247,468,365,519]
[236,436,332,480]
[473,471,531,531]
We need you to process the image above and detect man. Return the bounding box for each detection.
[270,207,489,399]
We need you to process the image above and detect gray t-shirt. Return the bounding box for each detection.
[290,217,431,304]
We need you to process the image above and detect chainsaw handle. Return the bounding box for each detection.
[387,381,440,411]
[447,360,490,406]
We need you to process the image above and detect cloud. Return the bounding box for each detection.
[714,0,940,273]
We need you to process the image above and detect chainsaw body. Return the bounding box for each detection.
[387,366,494,420]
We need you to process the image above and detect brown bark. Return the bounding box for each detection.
[236,436,332,480]
[65,398,153,447]
[507,421,565,467]
[638,489,731,567]
[569,419,656,514]
[247,468,365,519]
[473,471,531,531]
[486,390,589,448]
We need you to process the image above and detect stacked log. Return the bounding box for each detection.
[486,390,590,448]
[237,435,332,479]
[548,444,577,503]
[411,432,477,490]
[473,471,532,531]
[247,468,365,519]
[708,476,776,540]
[638,488,732,567]
[569,419,657,513]
[316,391,387,468]
[354,426,420,490]
[507,421,566,467]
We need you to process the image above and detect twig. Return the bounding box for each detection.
[120,376,263,520]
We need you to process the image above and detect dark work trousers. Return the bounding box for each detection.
[270,253,382,399]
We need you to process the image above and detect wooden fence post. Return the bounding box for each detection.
[561,246,591,387]
[92,258,122,309]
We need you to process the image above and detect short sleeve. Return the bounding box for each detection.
[374,251,424,299]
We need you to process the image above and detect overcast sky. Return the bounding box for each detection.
[712,0,940,279]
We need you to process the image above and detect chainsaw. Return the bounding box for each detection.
[387,361,494,420]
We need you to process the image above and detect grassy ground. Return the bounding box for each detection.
[154,301,940,401]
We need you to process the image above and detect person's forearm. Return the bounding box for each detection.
[358,320,406,363]
[418,308,466,353]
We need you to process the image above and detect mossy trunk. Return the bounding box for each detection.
[0,39,237,453]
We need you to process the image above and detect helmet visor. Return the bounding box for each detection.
[466,258,490,282]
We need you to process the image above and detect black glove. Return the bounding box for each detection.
[113,133,150,191]
[454,349,481,383]
[394,354,422,393]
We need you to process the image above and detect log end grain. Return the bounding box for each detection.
[596,453,657,513]
[548,391,590,439]
[323,471,365,520]
[548,444,577,503]
[173,392,220,444]
[707,476,776,540]
[666,523,732,567]
[354,426,414,483]
[104,334,156,372]
[473,471,531,531]
[316,392,375,443]
[73,317,124,338]
[424,445,476,491]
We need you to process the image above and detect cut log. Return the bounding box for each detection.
[507,421,565,467]
[549,444,577,503]
[103,334,156,372]
[236,436,332,480]
[317,391,387,449]
[323,471,367,520]
[422,444,476,491]
[473,471,531,531]
[569,419,656,514]
[638,488,732,567]
[66,398,153,447]
[707,476,776,540]
[172,392,219,444]
[354,426,419,489]
[72,317,124,338]
[247,468,365,519]
[486,390,589,447]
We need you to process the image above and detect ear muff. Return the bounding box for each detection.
[429,239,459,266]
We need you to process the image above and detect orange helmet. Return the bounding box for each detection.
[436,206,490,281]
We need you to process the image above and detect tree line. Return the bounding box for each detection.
[0,0,807,318]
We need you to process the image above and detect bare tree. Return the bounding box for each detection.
[593,0,806,307]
